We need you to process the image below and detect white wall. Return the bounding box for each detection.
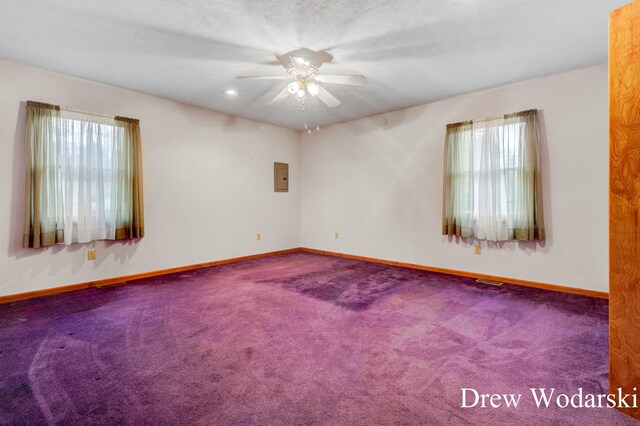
[0,60,301,297]
[0,61,609,297]
[301,65,608,292]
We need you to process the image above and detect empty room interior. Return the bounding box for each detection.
[1,1,640,425]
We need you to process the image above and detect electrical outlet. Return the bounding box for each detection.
[474,245,481,255]
[87,249,96,260]
[256,233,261,241]
[335,232,339,239]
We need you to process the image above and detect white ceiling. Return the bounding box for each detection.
[0,0,628,130]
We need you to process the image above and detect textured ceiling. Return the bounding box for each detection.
[0,0,627,130]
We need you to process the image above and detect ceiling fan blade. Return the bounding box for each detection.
[316,74,367,86]
[236,75,287,80]
[276,53,290,68]
[316,85,341,108]
[268,86,291,104]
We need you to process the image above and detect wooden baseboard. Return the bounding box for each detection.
[300,248,609,299]
[0,248,302,305]
[0,246,608,305]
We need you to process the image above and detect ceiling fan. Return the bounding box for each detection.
[236,48,367,108]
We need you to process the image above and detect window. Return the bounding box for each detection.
[23,101,144,248]
[442,109,544,242]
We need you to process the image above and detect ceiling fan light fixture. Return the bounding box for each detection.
[294,89,306,101]
[287,81,301,94]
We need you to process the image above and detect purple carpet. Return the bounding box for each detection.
[0,252,637,425]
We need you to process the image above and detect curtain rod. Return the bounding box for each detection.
[26,100,139,124]
[446,109,537,129]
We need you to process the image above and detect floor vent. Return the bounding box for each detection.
[95,281,127,289]
[476,278,503,287]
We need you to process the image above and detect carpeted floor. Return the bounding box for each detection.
[0,252,637,425]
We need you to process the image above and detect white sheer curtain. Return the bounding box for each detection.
[442,110,545,242]
[23,101,144,248]
[57,110,123,244]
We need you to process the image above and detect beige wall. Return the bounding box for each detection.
[300,65,608,292]
[0,60,301,297]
